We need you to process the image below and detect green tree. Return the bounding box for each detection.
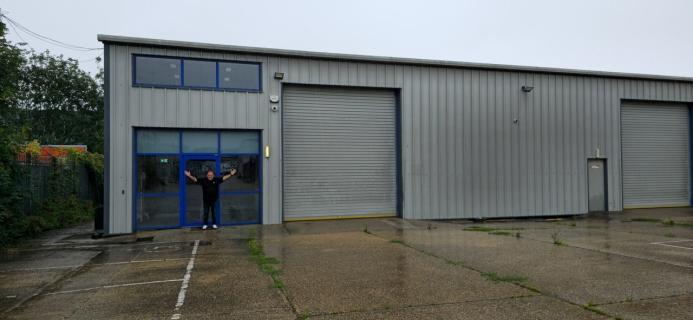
[17,52,104,153]
[0,19,25,126]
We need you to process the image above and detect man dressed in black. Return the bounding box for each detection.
[184,168,237,230]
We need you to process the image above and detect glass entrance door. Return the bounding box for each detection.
[183,157,218,226]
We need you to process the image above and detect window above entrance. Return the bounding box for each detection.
[132,54,262,92]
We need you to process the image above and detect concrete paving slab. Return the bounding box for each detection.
[0,249,98,272]
[310,296,607,320]
[512,227,693,268]
[263,231,533,316]
[180,254,294,319]
[6,281,180,320]
[0,269,68,313]
[372,227,693,306]
[49,259,187,292]
[598,293,693,320]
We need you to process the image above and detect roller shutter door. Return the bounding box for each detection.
[621,103,690,208]
[282,86,397,220]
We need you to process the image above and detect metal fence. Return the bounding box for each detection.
[17,154,103,218]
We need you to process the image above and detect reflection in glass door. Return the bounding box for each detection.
[220,155,260,224]
[183,157,217,226]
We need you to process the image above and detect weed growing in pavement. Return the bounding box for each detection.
[488,230,513,236]
[297,313,310,320]
[665,232,675,238]
[464,225,497,232]
[247,239,284,290]
[363,225,372,235]
[481,272,528,284]
[551,232,564,246]
[583,303,609,317]
[662,219,675,226]
[624,218,661,223]
[515,232,522,238]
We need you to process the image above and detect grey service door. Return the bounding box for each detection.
[282,86,398,220]
[588,159,606,212]
[621,103,690,208]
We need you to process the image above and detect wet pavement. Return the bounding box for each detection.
[0,208,691,319]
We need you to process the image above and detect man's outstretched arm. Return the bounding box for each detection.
[184,170,197,182]
[222,168,238,181]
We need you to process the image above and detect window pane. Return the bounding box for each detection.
[135,56,180,86]
[219,62,260,90]
[137,196,179,228]
[220,131,259,153]
[182,131,218,153]
[220,156,259,192]
[137,130,179,153]
[183,59,216,88]
[220,194,259,224]
[137,156,179,194]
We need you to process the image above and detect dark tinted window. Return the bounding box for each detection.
[183,59,216,88]
[135,56,180,86]
[137,156,180,194]
[219,62,260,90]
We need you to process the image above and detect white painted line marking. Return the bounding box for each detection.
[96,258,191,266]
[44,279,183,295]
[0,258,191,273]
[650,239,693,250]
[171,240,200,320]
[0,265,80,273]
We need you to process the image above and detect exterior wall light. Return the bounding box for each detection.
[521,86,534,92]
[274,72,285,80]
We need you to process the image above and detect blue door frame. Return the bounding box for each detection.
[133,128,263,231]
[181,154,219,227]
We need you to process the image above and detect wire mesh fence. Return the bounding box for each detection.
[17,154,103,218]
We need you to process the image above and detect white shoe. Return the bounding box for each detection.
[202,225,208,230]
[212,224,218,229]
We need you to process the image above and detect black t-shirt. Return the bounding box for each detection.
[197,177,224,203]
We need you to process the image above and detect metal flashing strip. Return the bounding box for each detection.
[98,34,693,83]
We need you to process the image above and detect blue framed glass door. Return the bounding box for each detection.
[182,156,219,226]
[219,155,261,225]
[135,128,262,230]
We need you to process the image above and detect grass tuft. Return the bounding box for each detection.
[363,225,372,235]
[247,239,285,289]
[662,219,675,226]
[481,272,528,284]
[625,218,661,223]
[583,303,609,317]
[551,232,564,246]
[488,230,513,236]
[464,225,496,232]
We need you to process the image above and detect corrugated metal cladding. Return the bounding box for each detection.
[282,86,398,220]
[103,40,693,233]
[621,103,690,208]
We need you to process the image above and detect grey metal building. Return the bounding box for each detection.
[99,34,693,234]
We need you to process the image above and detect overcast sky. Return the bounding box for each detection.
[1,0,691,78]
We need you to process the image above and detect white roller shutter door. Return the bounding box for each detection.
[282,86,398,220]
[622,103,690,208]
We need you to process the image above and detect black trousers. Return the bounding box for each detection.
[203,200,216,225]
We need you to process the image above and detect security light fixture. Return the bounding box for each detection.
[521,86,534,93]
[274,72,285,80]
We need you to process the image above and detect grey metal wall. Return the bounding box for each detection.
[105,42,693,233]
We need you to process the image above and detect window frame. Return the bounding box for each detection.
[132,54,263,93]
